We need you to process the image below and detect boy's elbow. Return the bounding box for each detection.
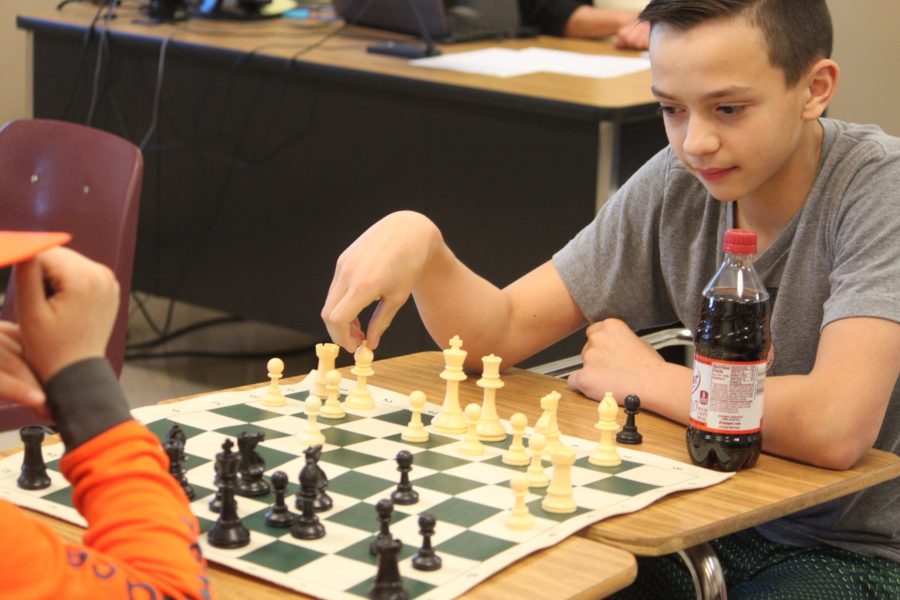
[810,438,871,471]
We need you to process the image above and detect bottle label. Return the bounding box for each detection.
[690,354,765,434]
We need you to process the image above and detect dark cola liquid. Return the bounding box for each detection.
[687,292,770,471]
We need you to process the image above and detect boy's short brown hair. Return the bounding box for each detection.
[639,0,833,86]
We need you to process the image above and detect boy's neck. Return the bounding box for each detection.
[735,119,825,253]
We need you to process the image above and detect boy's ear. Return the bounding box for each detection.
[801,58,840,120]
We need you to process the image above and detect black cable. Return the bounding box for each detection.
[61,0,110,121]
[126,345,317,361]
[126,314,244,350]
[130,292,177,339]
[139,33,172,151]
[86,0,116,126]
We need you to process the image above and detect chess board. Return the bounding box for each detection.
[0,373,732,600]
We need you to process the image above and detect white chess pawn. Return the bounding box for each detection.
[502,413,530,466]
[458,403,484,456]
[506,474,535,530]
[431,336,467,434]
[312,343,340,400]
[320,369,346,419]
[401,390,429,443]
[261,357,286,407]
[590,392,622,467]
[300,395,326,447]
[346,341,375,410]
[542,448,577,514]
[525,432,549,488]
[476,354,507,441]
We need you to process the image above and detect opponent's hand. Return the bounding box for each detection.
[321,211,443,353]
[0,321,47,415]
[15,247,119,382]
[567,318,665,402]
[614,20,650,50]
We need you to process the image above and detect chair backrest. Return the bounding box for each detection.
[0,119,142,429]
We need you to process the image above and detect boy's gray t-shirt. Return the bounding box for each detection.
[553,118,900,562]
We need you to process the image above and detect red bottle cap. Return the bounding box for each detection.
[723,229,757,254]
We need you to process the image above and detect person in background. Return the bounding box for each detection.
[0,246,212,599]
[519,0,651,49]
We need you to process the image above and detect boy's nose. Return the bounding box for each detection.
[682,117,720,157]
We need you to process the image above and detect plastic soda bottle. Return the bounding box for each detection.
[687,229,771,471]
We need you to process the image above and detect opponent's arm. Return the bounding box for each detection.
[569,316,900,470]
[563,6,638,39]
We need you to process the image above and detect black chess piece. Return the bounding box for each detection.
[165,424,187,461]
[369,498,395,555]
[17,426,51,490]
[264,470,296,528]
[236,431,270,497]
[208,439,251,549]
[411,512,441,571]
[164,438,195,500]
[369,537,408,600]
[290,453,325,540]
[309,444,332,512]
[390,450,418,505]
[616,394,643,445]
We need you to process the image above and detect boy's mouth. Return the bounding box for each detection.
[697,167,737,182]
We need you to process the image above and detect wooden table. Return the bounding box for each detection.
[16,4,667,364]
[369,352,900,598]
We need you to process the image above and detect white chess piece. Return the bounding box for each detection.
[401,390,429,443]
[300,395,326,447]
[320,369,346,419]
[502,413,530,466]
[476,354,506,441]
[525,432,550,488]
[506,474,535,530]
[458,403,484,456]
[261,357,286,407]
[537,391,564,458]
[431,336,467,434]
[541,448,577,514]
[345,341,375,410]
[590,392,622,467]
[312,343,340,400]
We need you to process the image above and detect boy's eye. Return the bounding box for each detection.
[657,105,680,116]
[718,105,745,116]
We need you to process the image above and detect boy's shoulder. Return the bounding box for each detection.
[822,118,900,158]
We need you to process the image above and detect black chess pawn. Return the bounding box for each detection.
[208,439,251,549]
[411,512,441,571]
[369,537,408,600]
[369,498,395,555]
[290,453,325,540]
[18,426,51,490]
[264,471,296,528]
[164,439,195,500]
[390,450,418,505]
[616,394,644,445]
[236,431,270,497]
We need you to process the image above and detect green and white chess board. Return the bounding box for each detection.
[0,373,731,600]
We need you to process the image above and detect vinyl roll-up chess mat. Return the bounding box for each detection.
[0,373,732,600]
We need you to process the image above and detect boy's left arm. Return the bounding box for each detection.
[570,316,900,470]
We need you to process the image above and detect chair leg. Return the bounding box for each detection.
[677,543,728,600]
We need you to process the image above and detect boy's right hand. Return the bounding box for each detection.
[321,211,442,353]
[15,247,119,383]
[0,321,46,413]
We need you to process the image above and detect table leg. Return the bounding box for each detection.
[595,120,620,212]
[677,543,727,600]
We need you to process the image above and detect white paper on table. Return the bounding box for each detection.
[410,47,650,79]
[410,48,538,78]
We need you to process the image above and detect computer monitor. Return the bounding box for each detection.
[332,0,451,39]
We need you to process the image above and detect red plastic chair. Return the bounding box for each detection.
[0,119,143,430]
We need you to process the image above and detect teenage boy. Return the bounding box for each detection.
[322,0,899,595]
[0,245,212,599]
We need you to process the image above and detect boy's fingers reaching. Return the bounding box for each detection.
[366,295,406,351]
